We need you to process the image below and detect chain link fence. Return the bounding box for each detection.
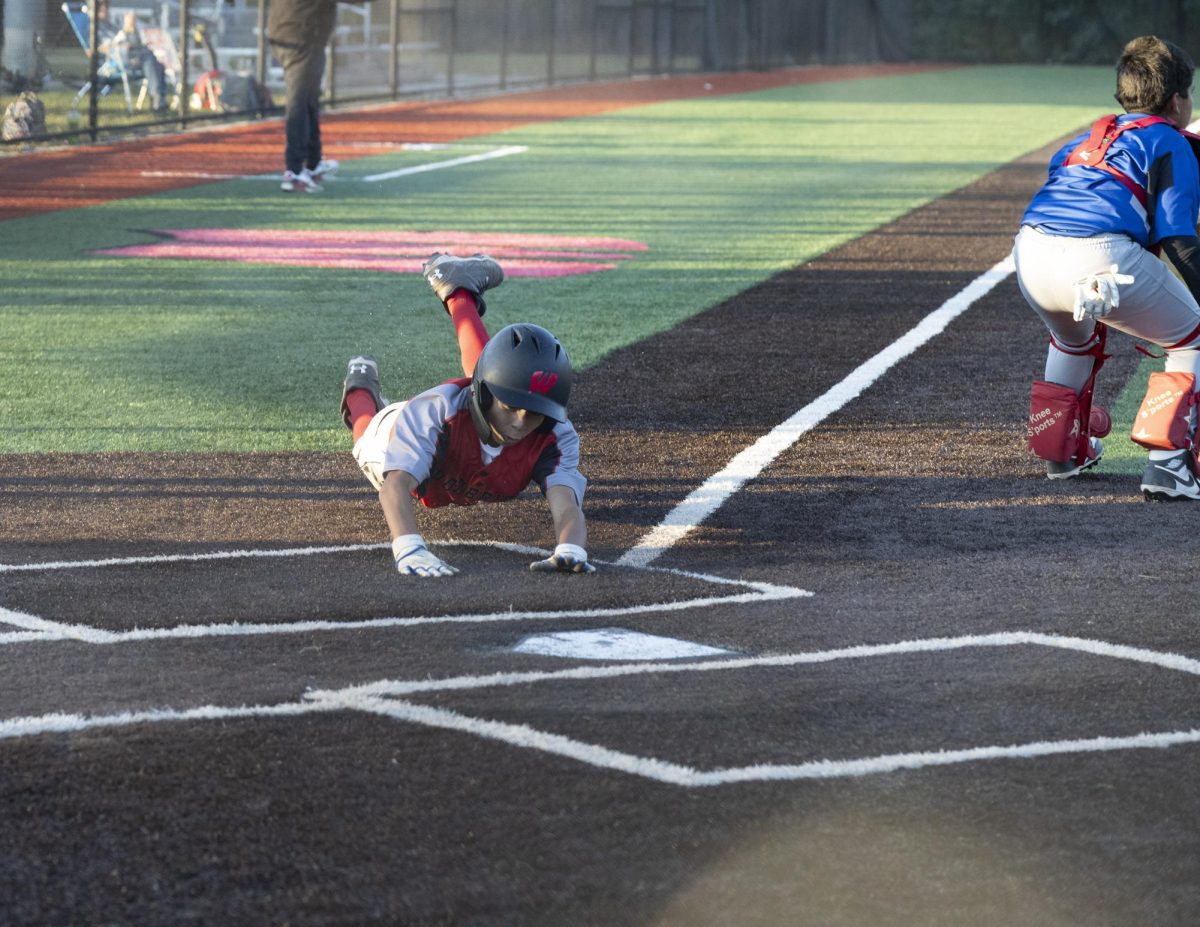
[3,0,913,145]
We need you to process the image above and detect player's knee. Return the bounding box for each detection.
[1131,372,1197,450]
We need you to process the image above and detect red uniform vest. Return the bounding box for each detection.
[414,378,562,508]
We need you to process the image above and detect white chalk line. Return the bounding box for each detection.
[362,145,528,182]
[6,631,1200,786]
[0,542,388,574]
[618,255,1017,568]
[303,630,1200,702]
[0,540,812,646]
[137,144,527,182]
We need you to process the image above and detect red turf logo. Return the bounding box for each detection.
[529,371,558,394]
[93,229,648,278]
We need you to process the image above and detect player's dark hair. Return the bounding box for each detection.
[1115,36,1194,114]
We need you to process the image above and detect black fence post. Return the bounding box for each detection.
[86,0,99,141]
[179,0,190,127]
[448,0,457,97]
[500,0,511,90]
[388,0,399,98]
[547,0,557,86]
[257,0,268,114]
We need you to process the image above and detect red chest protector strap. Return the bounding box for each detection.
[1063,114,1171,207]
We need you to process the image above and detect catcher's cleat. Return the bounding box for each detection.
[1141,449,1200,501]
[1046,436,1103,480]
[422,252,504,317]
[340,355,387,428]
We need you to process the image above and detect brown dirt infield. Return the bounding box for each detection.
[6,67,1200,927]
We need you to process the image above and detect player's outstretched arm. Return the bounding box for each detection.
[379,469,459,577]
[530,484,596,574]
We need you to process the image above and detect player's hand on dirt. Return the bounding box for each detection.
[530,543,596,574]
[392,534,459,577]
[1073,264,1134,322]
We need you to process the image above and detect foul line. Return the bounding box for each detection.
[617,255,1017,568]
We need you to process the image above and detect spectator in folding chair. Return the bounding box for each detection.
[101,12,169,112]
[62,0,136,113]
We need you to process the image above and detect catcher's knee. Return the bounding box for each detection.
[1131,371,1197,450]
[1027,380,1111,463]
[1028,326,1111,464]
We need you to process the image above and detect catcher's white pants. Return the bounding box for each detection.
[1013,225,1200,388]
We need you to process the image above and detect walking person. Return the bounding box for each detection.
[267,0,340,193]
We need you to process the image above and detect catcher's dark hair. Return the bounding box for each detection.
[1115,36,1194,114]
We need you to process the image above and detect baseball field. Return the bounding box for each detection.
[2,62,1199,924]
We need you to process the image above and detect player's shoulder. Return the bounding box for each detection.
[403,380,471,423]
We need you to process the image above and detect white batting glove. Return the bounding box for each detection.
[1072,264,1134,322]
[530,543,597,574]
[392,534,458,577]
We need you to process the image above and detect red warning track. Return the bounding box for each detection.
[0,64,953,222]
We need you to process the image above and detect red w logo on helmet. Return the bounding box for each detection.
[529,371,558,394]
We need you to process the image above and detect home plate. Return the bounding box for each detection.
[513,628,733,661]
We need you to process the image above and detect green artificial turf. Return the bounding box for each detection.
[0,64,1115,452]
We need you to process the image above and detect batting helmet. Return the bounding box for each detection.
[469,324,573,444]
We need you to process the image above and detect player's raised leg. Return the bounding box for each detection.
[422,252,504,376]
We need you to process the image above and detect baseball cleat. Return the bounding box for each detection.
[309,158,339,180]
[422,252,504,317]
[281,168,323,194]
[1046,436,1103,480]
[1140,449,1200,501]
[340,355,387,427]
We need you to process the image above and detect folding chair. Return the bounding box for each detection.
[61,1,142,114]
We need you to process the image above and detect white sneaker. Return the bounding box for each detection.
[281,168,323,193]
[1046,436,1103,480]
[309,159,339,180]
[1141,449,1200,501]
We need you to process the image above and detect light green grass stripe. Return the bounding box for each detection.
[0,65,1115,451]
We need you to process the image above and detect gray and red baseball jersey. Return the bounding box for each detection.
[352,378,587,507]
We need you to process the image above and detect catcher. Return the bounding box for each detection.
[1016,35,1200,501]
[339,253,594,577]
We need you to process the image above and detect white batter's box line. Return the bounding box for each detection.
[0,605,119,644]
[0,538,619,574]
[617,255,1018,569]
[305,629,1200,703]
[8,631,1200,787]
[322,693,1200,788]
[0,540,813,647]
[0,542,389,574]
[305,629,1200,786]
[0,538,810,604]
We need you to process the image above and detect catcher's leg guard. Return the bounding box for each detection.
[1028,325,1111,466]
[1131,371,1197,451]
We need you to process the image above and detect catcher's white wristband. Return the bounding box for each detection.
[392,533,426,560]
